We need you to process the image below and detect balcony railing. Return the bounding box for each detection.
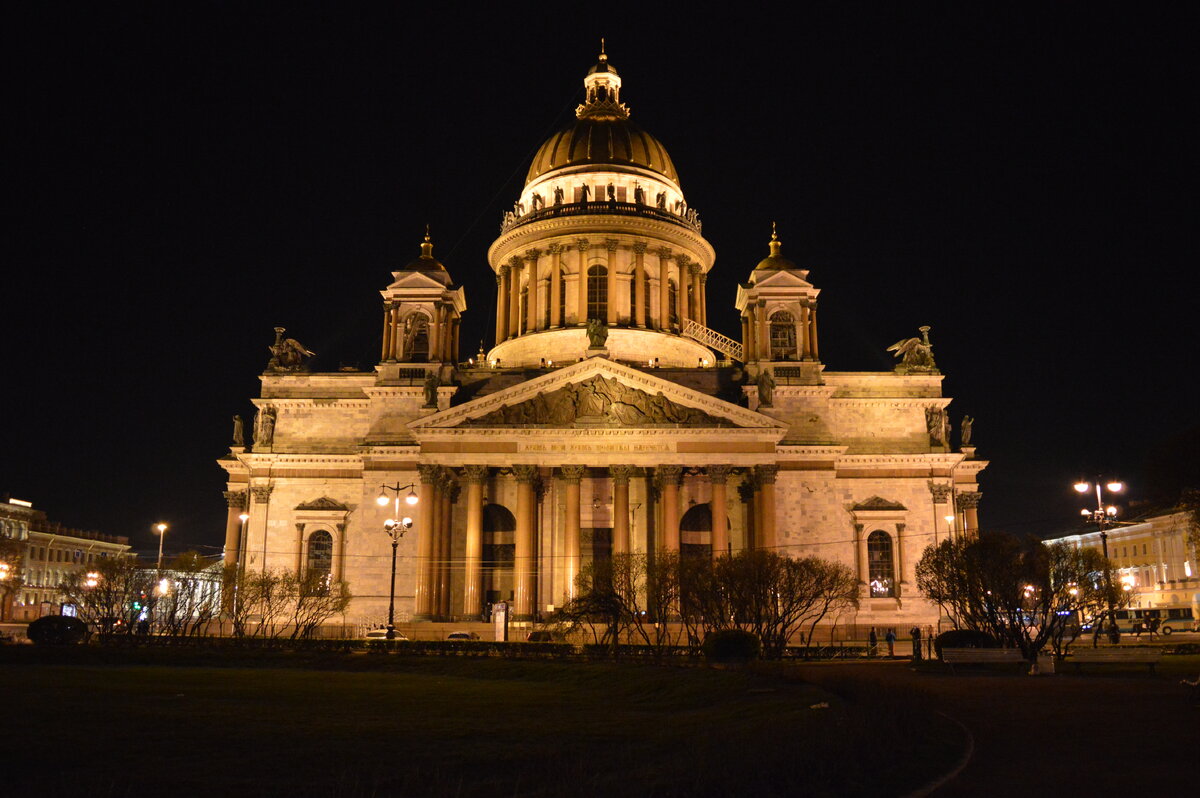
[501,200,702,235]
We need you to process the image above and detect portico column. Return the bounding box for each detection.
[958,491,981,538]
[381,302,394,363]
[657,248,671,330]
[755,465,778,550]
[222,490,246,567]
[575,239,590,325]
[611,465,634,554]
[677,255,691,323]
[508,256,522,338]
[429,303,443,362]
[462,465,487,619]
[438,476,456,619]
[604,239,619,325]
[548,244,563,328]
[249,484,272,571]
[929,481,953,540]
[513,464,538,620]
[707,466,731,557]
[756,300,769,360]
[559,466,586,599]
[809,305,819,360]
[656,465,682,553]
[854,522,869,596]
[496,267,509,345]
[633,242,647,327]
[414,464,439,619]
[741,315,752,363]
[799,304,811,359]
[427,472,444,618]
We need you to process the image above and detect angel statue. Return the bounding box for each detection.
[267,326,316,373]
[586,318,608,349]
[887,325,938,374]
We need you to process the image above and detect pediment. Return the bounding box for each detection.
[751,269,813,289]
[410,358,786,431]
[295,496,349,512]
[852,496,907,512]
[385,271,451,291]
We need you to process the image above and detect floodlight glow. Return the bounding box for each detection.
[376,493,389,506]
[1106,481,1124,493]
[406,490,419,505]
[1074,481,1090,493]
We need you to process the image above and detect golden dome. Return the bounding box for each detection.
[753,224,797,273]
[525,118,678,185]
[402,227,446,273]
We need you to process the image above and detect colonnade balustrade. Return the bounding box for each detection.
[409,462,779,622]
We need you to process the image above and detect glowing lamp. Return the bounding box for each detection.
[1074,482,1090,494]
[1105,506,1118,516]
[1106,481,1124,493]
[406,490,419,505]
[1080,509,1091,517]
[238,512,249,522]
[376,493,389,506]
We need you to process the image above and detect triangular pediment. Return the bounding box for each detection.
[852,496,907,512]
[295,496,349,512]
[385,271,451,291]
[410,358,786,431]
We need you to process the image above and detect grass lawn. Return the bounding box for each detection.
[3,649,960,797]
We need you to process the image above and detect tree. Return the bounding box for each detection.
[288,570,352,639]
[59,555,152,640]
[916,532,1128,666]
[224,565,351,639]
[0,536,27,620]
[155,551,222,639]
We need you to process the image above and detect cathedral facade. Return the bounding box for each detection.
[219,52,986,634]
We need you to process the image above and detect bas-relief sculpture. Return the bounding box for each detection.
[888,325,939,374]
[253,406,277,447]
[925,405,949,447]
[462,375,733,427]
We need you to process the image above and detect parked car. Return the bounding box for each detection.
[446,631,480,641]
[364,628,408,640]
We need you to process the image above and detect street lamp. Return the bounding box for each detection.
[1073,478,1125,643]
[377,483,419,640]
[154,522,168,572]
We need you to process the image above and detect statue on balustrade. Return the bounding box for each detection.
[586,318,608,349]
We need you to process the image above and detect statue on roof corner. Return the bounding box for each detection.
[887,325,939,374]
[586,318,608,349]
[423,370,440,408]
[756,368,776,407]
[266,326,315,373]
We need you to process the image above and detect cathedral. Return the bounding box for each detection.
[218,50,986,634]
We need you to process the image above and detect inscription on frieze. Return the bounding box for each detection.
[460,375,734,428]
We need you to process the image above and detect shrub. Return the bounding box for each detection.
[934,629,998,659]
[27,615,88,645]
[703,629,760,663]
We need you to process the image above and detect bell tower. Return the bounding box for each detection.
[378,228,466,381]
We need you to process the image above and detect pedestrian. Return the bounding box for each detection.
[910,626,922,661]
[886,628,896,658]
[868,627,878,658]
[1148,617,1161,639]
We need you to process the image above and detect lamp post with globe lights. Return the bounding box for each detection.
[376,483,419,640]
[1074,478,1125,643]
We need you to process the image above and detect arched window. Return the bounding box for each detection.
[307,530,334,577]
[405,315,429,362]
[680,503,716,559]
[867,531,895,598]
[587,265,607,321]
[668,279,678,326]
[769,311,797,360]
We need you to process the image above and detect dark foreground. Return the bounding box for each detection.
[2,647,958,797]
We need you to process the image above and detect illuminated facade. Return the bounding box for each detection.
[218,52,987,634]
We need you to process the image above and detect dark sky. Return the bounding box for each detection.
[4,5,1197,557]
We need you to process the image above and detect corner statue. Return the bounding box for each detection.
[231,414,244,447]
[423,370,440,408]
[266,326,315,373]
[586,318,608,349]
[887,325,938,374]
[756,368,776,407]
[960,415,974,447]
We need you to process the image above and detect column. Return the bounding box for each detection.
[427,472,444,618]
[414,465,438,619]
[656,466,682,553]
[707,466,730,557]
[549,244,563,328]
[611,465,634,554]
[249,485,272,570]
[525,250,540,333]
[605,239,619,325]
[854,522,869,596]
[677,255,691,323]
[929,481,953,540]
[508,256,522,338]
[799,305,811,359]
[576,239,590,325]
[895,522,907,592]
[438,476,455,619]
[809,305,819,360]
[222,490,246,567]
[496,267,509,345]
[699,272,708,327]
[633,242,647,327]
[429,304,443,362]
[756,300,769,360]
[462,465,487,618]
[559,466,585,599]
[513,464,538,620]
[690,264,702,326]
[958,491,981,538]
[741,315,752,363]
[737,480,755,550]
[381,302,394,362]
[756,465,778,549]
[657,248,671,330]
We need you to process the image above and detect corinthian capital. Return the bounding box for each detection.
[632,241,648,254]
[513,464,539,483]
[576,238,591,252]
[462,464,489,484]
[927,480,953,503]
[223,490,247,510]
[558,465,587,483]
[547,242,564,255]
[956,491,982,510]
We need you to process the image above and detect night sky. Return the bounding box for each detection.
[5,6,1196,558]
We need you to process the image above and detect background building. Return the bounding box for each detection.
[1,496,131,621]
[219,53,987,636]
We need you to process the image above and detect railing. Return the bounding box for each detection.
[500,200,702,235]
[682,319,743,362]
